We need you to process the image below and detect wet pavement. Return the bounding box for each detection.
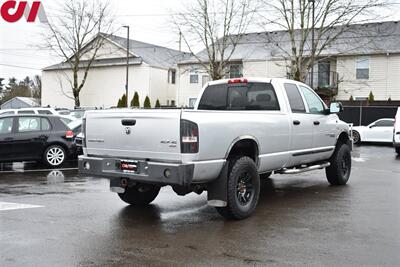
[1,145,399,267]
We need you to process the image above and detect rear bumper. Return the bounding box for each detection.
[78,156,194,186]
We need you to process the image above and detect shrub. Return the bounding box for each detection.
[155,99,161,108]
[130,91,140,108]
[368,91,374,103]
[144,96,151,109]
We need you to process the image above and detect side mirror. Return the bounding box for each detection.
[329,102,343,114]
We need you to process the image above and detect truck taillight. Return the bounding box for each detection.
[181,120,199,153]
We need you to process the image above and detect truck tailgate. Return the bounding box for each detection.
[85,109,182,161]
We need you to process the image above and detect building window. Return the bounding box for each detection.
[356,57,369,80]
[229,64,243,78]
[202,75,210,87]
[190,73,199,84]
[189,98,197,108]
[168,70,176,84]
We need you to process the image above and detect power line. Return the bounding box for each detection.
[0,63,42,70]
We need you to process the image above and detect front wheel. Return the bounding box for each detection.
[216,156,260,220]
[326,143,352,185]
[118,183,160,205]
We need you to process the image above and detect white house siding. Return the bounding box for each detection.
[149,67,178,106]
[177,64,208,107]
[243,61,267,76]
[82,38,127,61]
[42,64,157,108]
[336,54,400,101]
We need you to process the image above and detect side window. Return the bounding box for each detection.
[299,86,326,114]
[18,110,35,114]
[0,118,13,134]
[18,117,41,132]
[374,120,394,127]
[284,83,306,113]
[198,85,227,110]
[38,110,52,115]
[41,118,51,131]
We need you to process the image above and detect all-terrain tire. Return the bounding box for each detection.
[216,156,260,220]
[326,143,352,185]
[118,184,160,205]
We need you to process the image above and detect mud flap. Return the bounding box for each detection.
[207,162,228,207]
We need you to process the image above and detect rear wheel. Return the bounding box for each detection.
[118,183,160,205]
[216,156,260,220]
[43,145,66,167]
[326,143,352,185]
[396,147,400,155]
[352,131,361,144]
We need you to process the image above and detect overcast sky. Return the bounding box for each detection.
[0,0,399,81]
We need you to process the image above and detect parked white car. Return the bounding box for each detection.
[394,108,400,155]
[352,118,395,144]
[0,108,76,124]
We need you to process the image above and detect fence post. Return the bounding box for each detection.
[359,101,363,126]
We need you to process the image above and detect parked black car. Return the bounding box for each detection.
[0,115,77,167]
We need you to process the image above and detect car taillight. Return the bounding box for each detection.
[181,120,199,153]
[228,78,248,84]
[66,130,74,139]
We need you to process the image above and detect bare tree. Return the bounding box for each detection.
[43,0,114,107]
[174,0,256,80]
[259,0,391,82]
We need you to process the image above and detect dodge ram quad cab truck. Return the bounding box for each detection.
[79,78,352,220]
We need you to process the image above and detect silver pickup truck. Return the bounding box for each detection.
[79,78,352,220]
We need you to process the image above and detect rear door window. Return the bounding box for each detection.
[284,83,306,113]
[198,82,280,111]
[18,117,41,132]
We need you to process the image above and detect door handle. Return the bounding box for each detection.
[293,120,301,125]
[121,119,136,126]
[314,121,320,126]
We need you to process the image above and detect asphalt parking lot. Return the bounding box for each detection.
[1,145,399,267]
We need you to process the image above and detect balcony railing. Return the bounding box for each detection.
[305,71,339,90]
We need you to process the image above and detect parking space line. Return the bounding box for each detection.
[0,202,44,211]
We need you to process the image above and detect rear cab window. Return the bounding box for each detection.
[198,82,280,111]
[284,83,306,113]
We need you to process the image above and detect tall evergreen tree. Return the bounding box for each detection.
[155,99,161,108]
[130,91,140,108]
[144,96,151,109]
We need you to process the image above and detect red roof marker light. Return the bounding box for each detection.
[228,78,248,84]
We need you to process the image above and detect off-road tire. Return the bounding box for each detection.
[326,143,352,185]
[118,184,160,205]
[216,156,260,220]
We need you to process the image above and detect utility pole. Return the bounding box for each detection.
[179,31,182,52]
[123,25,130,107]
[309,0,315,89]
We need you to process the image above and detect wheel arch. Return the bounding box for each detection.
[336,131,352,149]
[225,136,260,166]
